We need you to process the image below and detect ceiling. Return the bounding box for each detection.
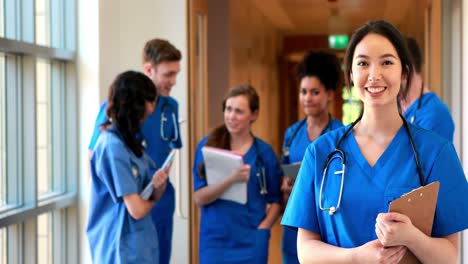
[252,0,426,35]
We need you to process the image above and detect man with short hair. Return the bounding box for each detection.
[401,37,454,142]
[88,38,182,264]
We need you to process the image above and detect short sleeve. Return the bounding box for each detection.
[88,101,109,150]
[429,143,468,236]
[192,138,208,191]
[281,145,320,233]
[95,139,140,201]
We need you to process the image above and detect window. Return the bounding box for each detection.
[0,0,3,37]
[0,0,78,263]
[37,213,52,264]
[36,59,52,197]
[35,0,50,46]
[342,86,362,125]
[0,55,5,208]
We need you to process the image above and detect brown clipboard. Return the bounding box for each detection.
[388,181,440,264]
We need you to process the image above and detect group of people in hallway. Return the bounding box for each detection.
[86,19,468,264]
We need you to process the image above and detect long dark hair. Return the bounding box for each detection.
[198,84,260,179]
[104,70,157,157]
[344,20,413,101]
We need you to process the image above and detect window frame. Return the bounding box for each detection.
[0,0,78,263]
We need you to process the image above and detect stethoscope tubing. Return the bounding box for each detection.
[319,113,424,216]
[160,102,179,142]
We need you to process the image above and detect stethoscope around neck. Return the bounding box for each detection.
[282,113,332,164]
[319,113,425,215]
[160,99,179,142]
[253,138,268,197]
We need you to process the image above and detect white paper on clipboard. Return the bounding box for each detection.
[201,146,246,204]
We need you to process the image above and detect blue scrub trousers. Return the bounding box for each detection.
[282,253,300,264]
[151,183,175,264]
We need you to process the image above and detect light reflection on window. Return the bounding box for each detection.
[35,0,50,46]
[36,59,52,196]
[0,55,5,207]
[37,213,52,264]
[0,228,6,263]
[0,0,4,37]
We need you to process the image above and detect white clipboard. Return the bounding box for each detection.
[140,149,176,200]
[201,146,247,204]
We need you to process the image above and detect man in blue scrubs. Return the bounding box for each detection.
[88,39,182,264]
[401,37,454,141]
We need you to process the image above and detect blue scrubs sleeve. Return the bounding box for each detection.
[264,147,283,204]
[96,142,140,201]
[281,145,320,233]
[428,143,468,237]
[417,112,454,142]
[193,138,208,191]
[88,101,109,150]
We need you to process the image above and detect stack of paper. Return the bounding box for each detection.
[201,146,246,204]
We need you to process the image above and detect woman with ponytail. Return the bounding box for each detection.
[193,84,282,264]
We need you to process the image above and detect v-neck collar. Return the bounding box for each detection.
[345,125,407,179]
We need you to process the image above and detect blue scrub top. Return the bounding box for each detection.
[404,92,454,142]
[88,96,182,215]
[281,124,468,248]
[87,127,159,263]
[193,136,282,264]
[280,118,343,258]
[282,118,343,164]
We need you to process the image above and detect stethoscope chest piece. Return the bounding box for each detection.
[256,168,268,196]
[319,149,346,216]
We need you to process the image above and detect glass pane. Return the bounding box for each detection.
[0,54,5,207]
[37,213,52,264]
[36,59,51,196]
[35,0,50,46]
[0,0,4,37]
[342,86,362,125]
[0,228,6,264]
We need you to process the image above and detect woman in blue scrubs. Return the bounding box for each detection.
[282,20,468,263]
[280,51,343,264]
[401,37,454,142]
[87,71,169,263]
[193,85,282,264]
[88,39,182,264]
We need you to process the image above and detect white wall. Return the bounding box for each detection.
[78,0,189,263]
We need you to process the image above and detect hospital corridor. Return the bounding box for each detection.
[1,0,468,263]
